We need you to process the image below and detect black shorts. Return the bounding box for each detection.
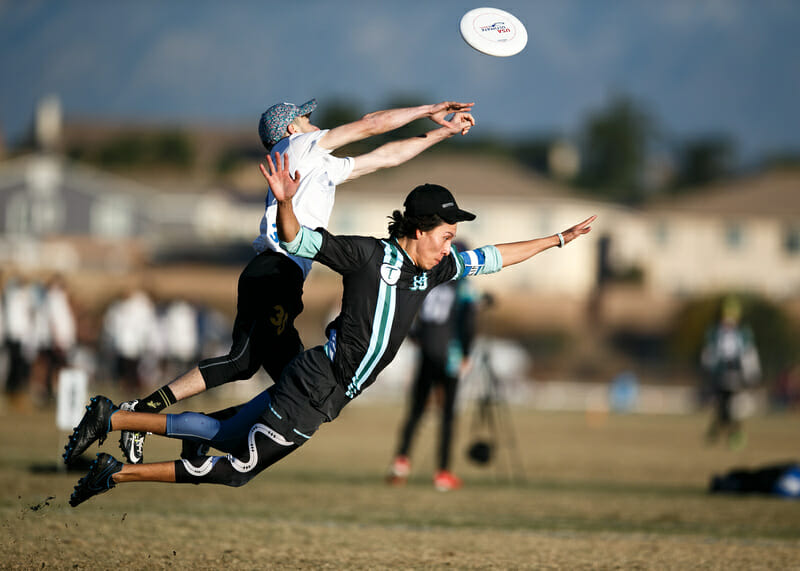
[199,250,305,388]
[267,346,350,438]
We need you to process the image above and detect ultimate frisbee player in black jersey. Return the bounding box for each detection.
[64,153,595,506]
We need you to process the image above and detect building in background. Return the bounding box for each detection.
[0,97,797,334]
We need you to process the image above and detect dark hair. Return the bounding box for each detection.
[387,210,444,239]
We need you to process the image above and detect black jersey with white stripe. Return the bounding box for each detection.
[283,226,500,402]
[314,229,459,398]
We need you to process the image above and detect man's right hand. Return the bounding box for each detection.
[442,112,475,136]
[259,152,300,203]
[429,101,475,127]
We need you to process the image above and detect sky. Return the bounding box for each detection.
[1,0,799,162]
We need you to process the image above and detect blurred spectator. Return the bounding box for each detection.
[159,299,200,380]
[102,288,159,394]
[0,275,5,388]
[195,304,231,359]
[2,276,37,409]
[387,245,481,492]
[30,275,77,404]
[701,296,761,449]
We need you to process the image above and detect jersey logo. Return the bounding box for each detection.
[410,272,428,291]
[380,263,401,285]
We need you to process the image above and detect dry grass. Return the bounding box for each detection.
[1,397,799,569]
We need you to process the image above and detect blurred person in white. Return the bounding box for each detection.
[0,274,4,386]
[160,299,200,379]
[2,276,37,410]
[103,288,159,395]
[701,296,761,449]
[32,275,77,404]
[117,97,475,464]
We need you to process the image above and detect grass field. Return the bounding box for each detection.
[1,392,799,569]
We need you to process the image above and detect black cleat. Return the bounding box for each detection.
[63,396,119,465]
[69,453,123,507]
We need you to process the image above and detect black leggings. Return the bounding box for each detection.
[397,356,459,471]
[199,251,304,388]
[174,423,302,487]
[171,388,308,487]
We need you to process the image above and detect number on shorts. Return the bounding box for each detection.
[270,305,288,335]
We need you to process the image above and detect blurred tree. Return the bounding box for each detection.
[512,137,553,174]
[90,131,195,168]
[315,98,367,157]
[672,135,736,190]
[153,131,194,167]
[763,152,800,169]
[576,94,656,204]
[97,135,149,166]
[315,98,362,131]
[215,144,261,176]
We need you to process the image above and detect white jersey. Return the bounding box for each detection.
[253,129,354,279]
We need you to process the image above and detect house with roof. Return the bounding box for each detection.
[321,155,800,331]
[2,96,796,333]
[316,153,628,332]
[0,152,230,271]
[641,170,800,300]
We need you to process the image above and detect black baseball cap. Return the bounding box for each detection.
[403,184,476,224]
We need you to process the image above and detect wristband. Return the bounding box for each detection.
[557,232,565,248]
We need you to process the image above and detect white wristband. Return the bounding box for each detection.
[557,232,565,248]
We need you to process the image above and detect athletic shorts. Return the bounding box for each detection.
[266,346,350,439]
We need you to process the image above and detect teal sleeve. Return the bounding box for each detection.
[480,245,503,274]
[453,245,503,279]
[280,226,323,259]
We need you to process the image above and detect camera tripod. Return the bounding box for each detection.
[465,343,526,484]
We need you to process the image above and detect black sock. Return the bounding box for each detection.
[134,386,177,413]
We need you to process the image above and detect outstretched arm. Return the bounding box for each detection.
[318,100,474,151]
[495,216,597,268]
[344,112,475,182]
[258,152,301,242]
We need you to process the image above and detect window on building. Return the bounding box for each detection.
[785,225,800,255]
[654,220,669,247]
[31,197,65,235]
[724,222,744,250]
[91,197,133,238]
[6,194,30,235]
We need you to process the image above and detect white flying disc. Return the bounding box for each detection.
[460,7,528,57]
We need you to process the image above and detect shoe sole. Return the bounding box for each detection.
[69,453,122,507]
[62,397,115,465]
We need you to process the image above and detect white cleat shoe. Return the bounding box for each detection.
[118,400,146,464]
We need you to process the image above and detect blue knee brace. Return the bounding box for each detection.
[166,411,221,441]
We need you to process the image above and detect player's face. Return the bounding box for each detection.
[416,222,457,270]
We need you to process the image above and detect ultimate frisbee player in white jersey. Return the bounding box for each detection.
[113,98,475,465]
